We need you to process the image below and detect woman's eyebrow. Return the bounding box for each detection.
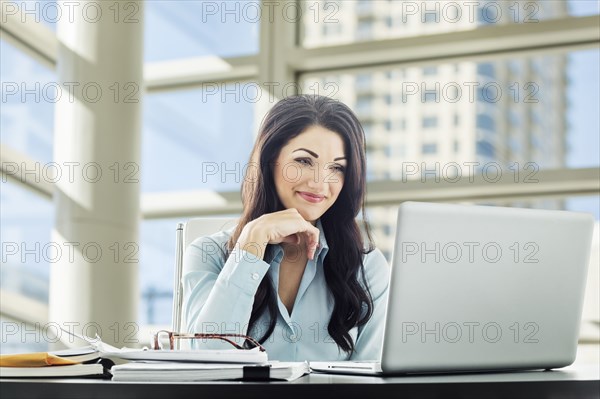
[293,148,346,162]
[293,148,319,158]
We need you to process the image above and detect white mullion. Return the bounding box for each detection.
[140,168,600,218]
[0,290,49,326]
[144,55,259,93]
[289,15,600,73]
[0,2,57,69]
[366,168,600,205]
[257,0,298,99]
[0,144,53,199]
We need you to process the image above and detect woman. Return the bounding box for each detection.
[182,95,389,361]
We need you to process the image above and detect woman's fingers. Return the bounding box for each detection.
[281,233,301,245]
[303,225,320,260]
[307,237,318,260]
[255,208,321,259]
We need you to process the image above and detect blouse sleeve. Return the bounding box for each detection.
[349,248,390,360]
[182,234,270,346]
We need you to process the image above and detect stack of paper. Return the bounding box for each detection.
[2,330,280,380]
[107,347,268,364]
[57,330,269,364]
[111,361,310,382]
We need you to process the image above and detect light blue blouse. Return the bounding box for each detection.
[182,219,390,361]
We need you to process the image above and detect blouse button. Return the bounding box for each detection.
[251,272,260,280]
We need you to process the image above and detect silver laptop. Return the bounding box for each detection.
[311,201,594,375]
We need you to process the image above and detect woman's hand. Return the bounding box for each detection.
[237,208,320,261]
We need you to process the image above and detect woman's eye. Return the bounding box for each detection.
[331,165,345,174]
[295,158,312,166]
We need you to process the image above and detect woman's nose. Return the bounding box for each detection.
[306,165,327,189]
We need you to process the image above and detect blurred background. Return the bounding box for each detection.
[1,0,598,353]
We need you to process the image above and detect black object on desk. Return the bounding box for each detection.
[1,364,599,399]
[242,364,272,381]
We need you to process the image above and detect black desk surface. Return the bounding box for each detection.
[2,363,599,399]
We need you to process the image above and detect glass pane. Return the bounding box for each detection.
[139,214,240,326]
[141,83,257,193]
[0,317,49,354]
[569,0,600,16]
[301,0,599,48]
[300,49,599,181]
[0,181,52,303]
[138,218,180,326]
[2,1,57,31]
[144,0,260,62]
[0,39,55,163]
[567,50,600,168]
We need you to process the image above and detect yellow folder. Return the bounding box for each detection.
[0,352,78,367]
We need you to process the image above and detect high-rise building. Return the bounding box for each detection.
[302,0,568,260]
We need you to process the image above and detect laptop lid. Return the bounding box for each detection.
[381,201,594,374]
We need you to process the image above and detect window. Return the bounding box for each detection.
[422,116,438,128]
[356,94,373,114]
[422,143,438,154]
[356,0,373,15]
[0,37,56,339]
[477,114,496,131]
[477,63,495,78]
[423,12,439,24]
[0,40,55,163]
[509,109,521,126]
[362,122,373,137]
[301,48,599,180]
[142,83,256,193]
[476,140,496,158]
[355,73,372,89]
[356,21,373,40]
[139,218,181,324]
[385,16,393,28]
[383,224,391,236]
[300,1,594,48]
[423,91,439,103]
[423,66,437,76]
[4,0,597,349]
[477,5,494,26]
[0,181,52,303]
[1,317,49,354]
[144,1,259,62]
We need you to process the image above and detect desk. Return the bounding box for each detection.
[1,364,598,399]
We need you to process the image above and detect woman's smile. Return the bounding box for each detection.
[297,191,326,203]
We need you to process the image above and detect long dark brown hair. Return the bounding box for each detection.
[226,94,375,354]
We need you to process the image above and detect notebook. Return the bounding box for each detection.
[111,361,310,382]
[0,363,110,379]
[311,201,594,375]
[0,350,112,379]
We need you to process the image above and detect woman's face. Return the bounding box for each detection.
[273,125,347,224]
